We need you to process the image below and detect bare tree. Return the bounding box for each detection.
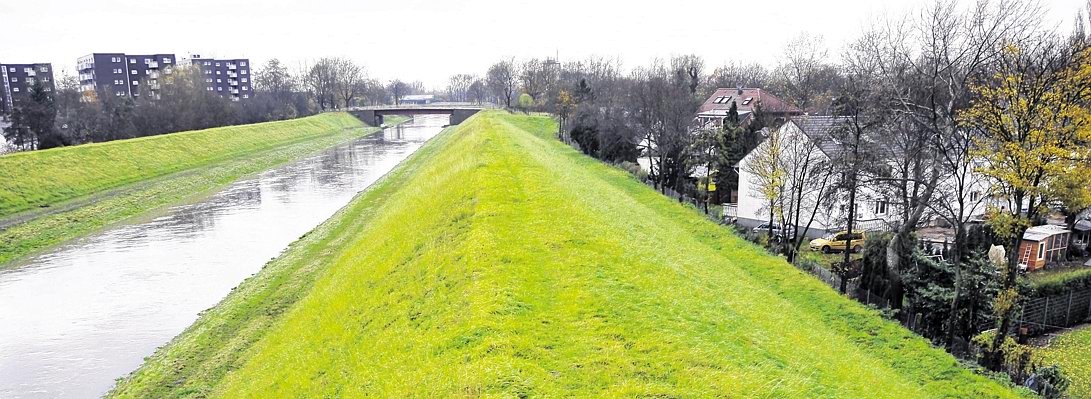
[387,80,409,105]
[705,62,771,94]
[303,58,337,110]
[467,79,488,104]
[486,59,518,108]
[520,58,545,101]
[332,58,365,108]
[774,33,836,113]
[446,74,475,102]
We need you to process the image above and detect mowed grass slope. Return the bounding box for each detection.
[1037,326,1091,397]
[0,113,364,218]
[113,111,1025,398]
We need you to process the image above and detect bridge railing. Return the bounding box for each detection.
[346,102,497,111]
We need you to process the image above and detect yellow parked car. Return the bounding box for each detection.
[809,231,867,254]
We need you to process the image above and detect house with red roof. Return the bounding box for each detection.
[697,87,804,129]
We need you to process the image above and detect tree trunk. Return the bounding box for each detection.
[945,223,966,351]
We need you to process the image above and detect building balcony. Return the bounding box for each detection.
[26,70,36,77]
[230,89,239,94]
[227,72,238,78]
[228,79,239,86]
[227,64,237,70]
[147,61,159,69]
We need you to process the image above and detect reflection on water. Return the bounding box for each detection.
[0,115,447,398]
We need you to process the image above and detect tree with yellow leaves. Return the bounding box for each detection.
[963,40,1091,370]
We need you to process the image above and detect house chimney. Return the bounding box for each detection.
[737,84,743,95]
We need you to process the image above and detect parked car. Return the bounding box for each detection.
[752,223,785,242]
[809,231,867,254]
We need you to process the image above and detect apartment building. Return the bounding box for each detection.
[184,55,252,101]
[0,62,55,115]
[77,53,176,98]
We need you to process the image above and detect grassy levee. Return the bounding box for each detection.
[0,113,403,267]
[1037,326,1091,397]
[110,111,1026,398]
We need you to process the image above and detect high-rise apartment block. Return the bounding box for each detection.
[184,55,252,101]
[77,53,176,98]
[0,62,55,115]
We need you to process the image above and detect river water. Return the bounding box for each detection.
[0,115,447,398]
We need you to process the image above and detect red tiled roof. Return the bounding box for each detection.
[699,88,803,115]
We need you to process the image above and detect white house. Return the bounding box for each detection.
[733,116,994,239]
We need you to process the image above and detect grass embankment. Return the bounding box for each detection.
[111,111,1026,398]
[1037,326,1091,397]
[0,113,405,267]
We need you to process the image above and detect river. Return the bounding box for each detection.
[0,115,447,398]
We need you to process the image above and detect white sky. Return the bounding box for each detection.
[1,0,1085,88]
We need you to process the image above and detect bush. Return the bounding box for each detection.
[616,161,648,182]
[1029,267,1091,297]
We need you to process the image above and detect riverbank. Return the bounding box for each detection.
[0,113,408,268]
[111,111,1027,398]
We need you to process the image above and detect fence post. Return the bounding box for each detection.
[1044,297,1050,330]
[1066,291,1074,326]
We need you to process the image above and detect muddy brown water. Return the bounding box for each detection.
[0,115,447,398]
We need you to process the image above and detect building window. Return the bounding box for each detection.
[133,81,138,85]
[241,61,247,66]
[242,78,248,83]
[243,94,249,98]
[217,87,222,91]
[215,62,220,67]
[242,86,248,91]
[8,67,14,72]
[204,61,211,66]
[12,87,18,92]
[9,78,15,82]
[164,58,172,63]
[241,70,247,75]
[970,191,981,202]
[873,200,888,215]
[1038,242,1045,260]
[216,71,221,75]
[130,58,136,64]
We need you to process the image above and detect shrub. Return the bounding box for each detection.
[1029,267,1091,297]
[616,161,648,182]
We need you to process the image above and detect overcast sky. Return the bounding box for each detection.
[1,0,1085,88]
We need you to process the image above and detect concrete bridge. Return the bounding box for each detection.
[347,103,487,127]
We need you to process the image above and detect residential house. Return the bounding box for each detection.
[734,116,994,239]
[696,87,803,129]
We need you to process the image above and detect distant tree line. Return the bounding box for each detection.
[3,57,420,152]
